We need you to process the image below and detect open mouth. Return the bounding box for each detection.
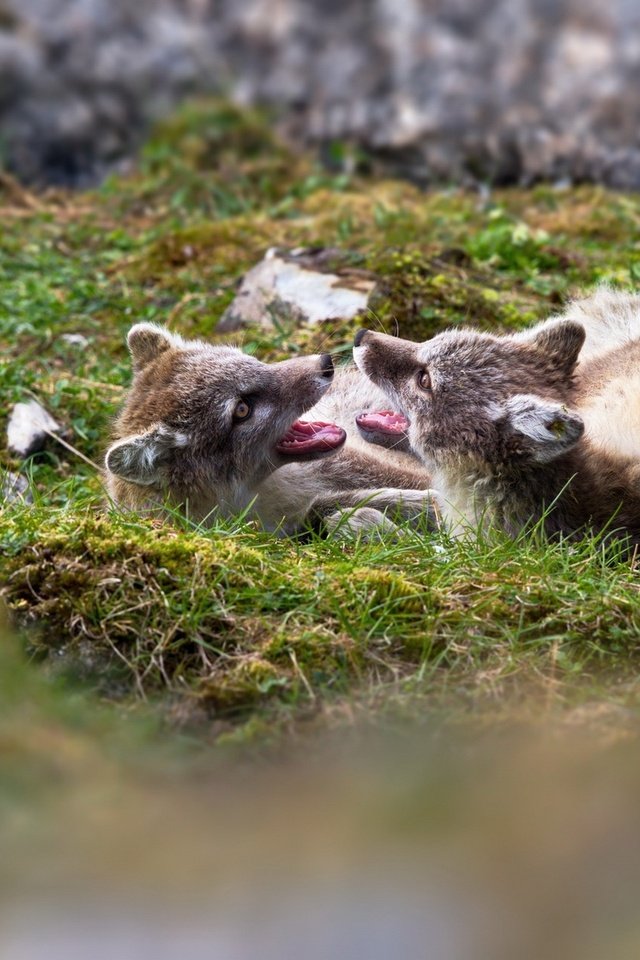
[276,420,347,455]
[356,410,409,436]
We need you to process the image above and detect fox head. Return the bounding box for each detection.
[105,324,345,521]
[353,321,586,474]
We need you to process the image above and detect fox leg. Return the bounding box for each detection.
[309,486,442,537]
[323,506,401,538]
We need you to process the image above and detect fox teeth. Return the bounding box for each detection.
[356,410,410,435]
[276,419,346,455]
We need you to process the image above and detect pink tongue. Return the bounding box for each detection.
[356,410,409,434]
[276,420,347,455]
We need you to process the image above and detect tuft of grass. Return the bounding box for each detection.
[2,502,640,743]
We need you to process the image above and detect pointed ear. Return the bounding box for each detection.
[105,425,188,485]
[527,320,585,375]
[127,323,183,370]
[503,394,584,463]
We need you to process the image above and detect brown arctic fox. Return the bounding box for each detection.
[104,323,436,535]
[353,291,640,546]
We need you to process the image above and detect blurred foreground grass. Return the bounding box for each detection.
[3,610,640,959]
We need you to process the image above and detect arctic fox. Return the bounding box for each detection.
[104,323,436,536]
[353,291,640,546]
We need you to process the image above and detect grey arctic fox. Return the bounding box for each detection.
[353,288,640,546]
[104,323,437,535]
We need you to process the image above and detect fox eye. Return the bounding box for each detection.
[233,398,252,422]
[417,369,431,391]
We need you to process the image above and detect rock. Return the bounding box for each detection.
[61,333,90,347]
[1,470,32,504]
[7,399,62,458]
[218,247,376,332]
[3,1,640,188]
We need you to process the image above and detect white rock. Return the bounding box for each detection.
[7,400,62,458]
[1,471,32,505]
[61,333,90,347]
[218,248,376,331]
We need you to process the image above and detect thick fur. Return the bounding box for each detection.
[354,290,640,546]
[105,324,435,535]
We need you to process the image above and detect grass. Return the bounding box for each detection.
[2,97,640,758]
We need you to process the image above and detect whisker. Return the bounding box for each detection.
[363,308,391,335]
[314,328,340,354]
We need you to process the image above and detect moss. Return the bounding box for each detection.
[338,567,426,617]
[197,656,291,712]
[144,100,291,168]
[98,98,313,220]
[118,218,276,306]
[363,247,543,340]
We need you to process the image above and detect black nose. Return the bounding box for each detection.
[319,353,334,379]
[354,328,370,347]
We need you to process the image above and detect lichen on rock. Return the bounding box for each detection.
[218,246,376,331]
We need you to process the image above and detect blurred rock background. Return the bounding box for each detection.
[1,0,640,188]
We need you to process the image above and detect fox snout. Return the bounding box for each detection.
[319,353,334,379]
[272,352,336,411]
[275,352,334,381]
[353,329,417,383]
[353,329,377,373]
[353,329,384,382]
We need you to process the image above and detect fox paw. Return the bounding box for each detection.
[324,507,401,541]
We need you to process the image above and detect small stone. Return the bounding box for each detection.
[61,333,89,347]
[7,400,62,458]
[218,248,376,332]
[1,471,32,505]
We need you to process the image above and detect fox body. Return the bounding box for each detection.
[105,324,435,536]
[354,291,640,546]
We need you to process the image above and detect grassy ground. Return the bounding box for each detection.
[2,98,640,758]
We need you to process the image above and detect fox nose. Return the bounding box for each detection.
[354,329,370,347]
[319,353,334,379]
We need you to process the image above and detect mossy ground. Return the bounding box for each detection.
[3,98,640,766]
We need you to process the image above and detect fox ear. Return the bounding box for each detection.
[527,320,585,375]
[127,323,183,370]
[503,394,584,462]
[105,425,188,485]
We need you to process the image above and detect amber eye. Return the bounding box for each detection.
[417,369,431,391]
[233,399,252,422]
